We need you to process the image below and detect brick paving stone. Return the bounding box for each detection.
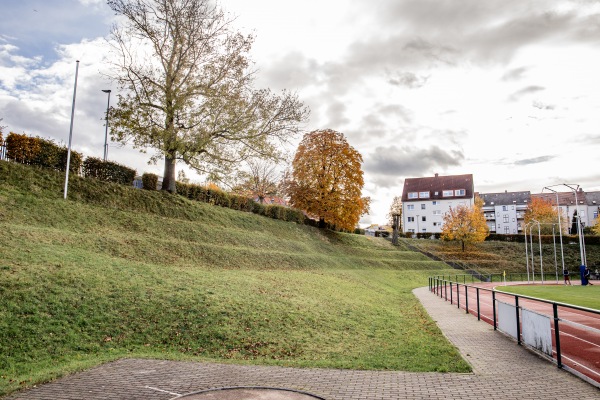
[4,286,599,400]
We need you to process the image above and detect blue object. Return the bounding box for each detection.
[580,265,588,286]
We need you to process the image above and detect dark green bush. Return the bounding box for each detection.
[142,173,158,190]
[83,157,136,186]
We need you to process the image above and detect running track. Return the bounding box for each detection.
[431,280,600,386]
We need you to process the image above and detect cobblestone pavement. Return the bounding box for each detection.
[5,287,599,400]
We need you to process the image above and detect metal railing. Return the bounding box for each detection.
[428,275,600,387]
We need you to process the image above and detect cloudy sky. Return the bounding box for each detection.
[2,0,600,226]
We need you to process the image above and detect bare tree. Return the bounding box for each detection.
[233,159,280,203]
[106,0,309,192]
[388,196,402,245]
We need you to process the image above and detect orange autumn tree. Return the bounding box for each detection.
[287,129,369,231]
[441,197,489,251]
[524,197,567,234]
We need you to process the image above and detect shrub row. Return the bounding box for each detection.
[83,157,136,185]
[175,181,306,224]
[5,132,82,173]
[5,132,137,186]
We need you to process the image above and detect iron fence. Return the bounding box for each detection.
[429,275,600,387]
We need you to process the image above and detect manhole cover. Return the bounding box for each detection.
[175,387,325,400]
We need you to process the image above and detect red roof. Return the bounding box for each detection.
[402,174,474,202]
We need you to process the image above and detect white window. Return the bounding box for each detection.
[433,210,442,215]
[502,206,508,211]
[504,226,510,234]
[503,215,509,223]
[419,191,430,198]
[422,216,426,222]
[407,204,415,210]
[594,211,598,219]
[421,204,426,210]
[443,190,453,197]
[408,229,415,233]
[408,192,418,199]
[407,217,414,222]
[432,201,439,205]
[455,189,466,196]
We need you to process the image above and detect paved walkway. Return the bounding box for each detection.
[5,287,599,400]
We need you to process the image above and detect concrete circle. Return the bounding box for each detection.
[175,387,325,400]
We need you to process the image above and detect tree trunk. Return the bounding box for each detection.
[461,240,465,252]
[161,152,177,193]
[392,214,399,245]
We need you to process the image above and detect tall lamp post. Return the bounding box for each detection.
[102,89,111,161]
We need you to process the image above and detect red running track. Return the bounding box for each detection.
[431,281,600,386]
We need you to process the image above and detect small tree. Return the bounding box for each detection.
[524,197,567,234]
[233,159,280,203]
[388,196,402,245]
[441,197,489,251]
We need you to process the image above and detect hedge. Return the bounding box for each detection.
[83,157,136,186]
[142,173,158,190]
[5,132,82,173]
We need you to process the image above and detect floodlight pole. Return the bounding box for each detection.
[531,219,543,284]
[524,222,530,283]
[63,60,80,200]
[563,183,586,267]
[543,186,565,274]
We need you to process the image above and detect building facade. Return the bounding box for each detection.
[401,173,474,234]
[479,191,530,234]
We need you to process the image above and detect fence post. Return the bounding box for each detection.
[450,282,453,304]
[457,283,460,309]
[492,291,497,330]
[515,296,521,345]
[465,285,469,314]
[553,303,562,368]
[476,287,480,321]
[444,280,447,301]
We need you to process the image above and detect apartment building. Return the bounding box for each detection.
[479,191,530,234]
[401,173,474,233]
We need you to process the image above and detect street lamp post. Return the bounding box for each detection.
[102,89,111,161]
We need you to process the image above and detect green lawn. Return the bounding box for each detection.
[0,161,469,396]
[497,285,600,310]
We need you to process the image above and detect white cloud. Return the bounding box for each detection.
[2,0,600,227]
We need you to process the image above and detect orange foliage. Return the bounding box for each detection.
[524,197,566,234]
[441,197,489,251]
[287,129,368,231]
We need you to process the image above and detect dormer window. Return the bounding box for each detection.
[419,191,430,198]
[455,189,466,196]
[408,192,418,199]
[443,190,453,197]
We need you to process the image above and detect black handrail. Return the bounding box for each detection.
[428,275,600,386]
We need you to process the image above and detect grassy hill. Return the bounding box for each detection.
[0,161,467,396]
